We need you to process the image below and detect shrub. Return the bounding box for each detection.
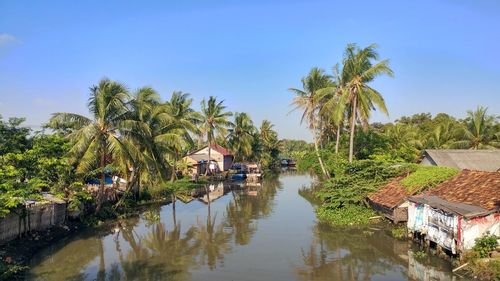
[401,166,458,193]
[473,234,499,258]
[391,225,407,239]
[316,204,377,226]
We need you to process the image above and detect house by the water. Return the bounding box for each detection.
[407,170,500,254]
[367,176,411,223]
[183,145,234,175]
[368,149,500,224]
[421,149,500,172]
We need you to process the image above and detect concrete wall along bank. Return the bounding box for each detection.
[0,197,66,244]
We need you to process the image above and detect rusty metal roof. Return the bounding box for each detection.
[424,169,500,211]
[367,176,409,209]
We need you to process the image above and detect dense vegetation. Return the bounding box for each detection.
[0,80,281,219]
[289,43,499,227]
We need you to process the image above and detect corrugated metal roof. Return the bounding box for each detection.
[425,169,500,211]
[407,195,491,218]
[423,149,500,172]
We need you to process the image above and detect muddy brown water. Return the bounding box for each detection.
[26,173,470,281]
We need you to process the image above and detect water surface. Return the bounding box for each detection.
[27,173,469,281]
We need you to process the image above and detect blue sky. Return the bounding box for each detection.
[1,0,499,141]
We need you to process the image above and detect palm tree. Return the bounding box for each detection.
[200,96,233,175]
[453,106,500,149]
[121,87,163,198]
[228,112,256,161]
[290,68,332,178]
[259,120,280,167]
[119,88,187,204]
[165,91,201,181]
[339,43,393,162]
[48,79,131,212]
[318,63,346,155]
[427,120,456,149]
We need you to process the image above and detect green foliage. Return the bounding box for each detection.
[311,158,410,225]
[401,165,459,193]
[0,133,74,217]
[413,250,427,259]
[391,225,407,239]
[315,159,410,208]
[473,234,499,258]
[461,250,500,281]
[279,139,313,158]
[0,116,31,155]
[316,204,376,225]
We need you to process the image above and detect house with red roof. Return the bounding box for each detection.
[407,170,500,254]
[183,145,234,175]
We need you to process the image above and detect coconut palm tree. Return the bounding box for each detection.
[453,106,500,149]
[259,120,280,167]
[200,96,233,175]
[165,91,202,181]
[339,43,393,162]
[122,88,160,192]
[228,112,256,161]
[48,79,132,212]
[289,68,332,178]
[426,120,456,149]
[318,63,347,155]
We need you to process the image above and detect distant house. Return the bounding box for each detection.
[407,170,500,254]
[367,176,410,223]
[421,149,500,172]
[183,145,234,175]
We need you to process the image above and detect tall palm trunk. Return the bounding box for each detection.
[348,96,357,163]
[170,152,177,182]
[335,125,341,154]
[312,123,329,178]
[205,144,212,176]
[97,146,106,213]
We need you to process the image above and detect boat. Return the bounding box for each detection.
[246,163,263,181]
[231,172,247,181]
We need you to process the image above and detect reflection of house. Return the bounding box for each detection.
[408,250,456,281]
[421,149,500,172]
[198,183,225,203]
[183,145,234,175]
[407,170,500,254]
[366,177,410,223]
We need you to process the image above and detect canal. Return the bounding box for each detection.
[27,173,469,281]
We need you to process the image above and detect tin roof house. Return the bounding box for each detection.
[407,170,500,254]
[421,149,500,172]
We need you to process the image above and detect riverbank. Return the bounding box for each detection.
[0,178,214,280]
[296,155,500,281]
[23,173,469,281]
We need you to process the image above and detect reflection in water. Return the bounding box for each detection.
[27,173,469,281]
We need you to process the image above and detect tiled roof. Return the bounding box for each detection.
[423,149,500,172]
[425,169,500,211]
[367,176,409,209]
